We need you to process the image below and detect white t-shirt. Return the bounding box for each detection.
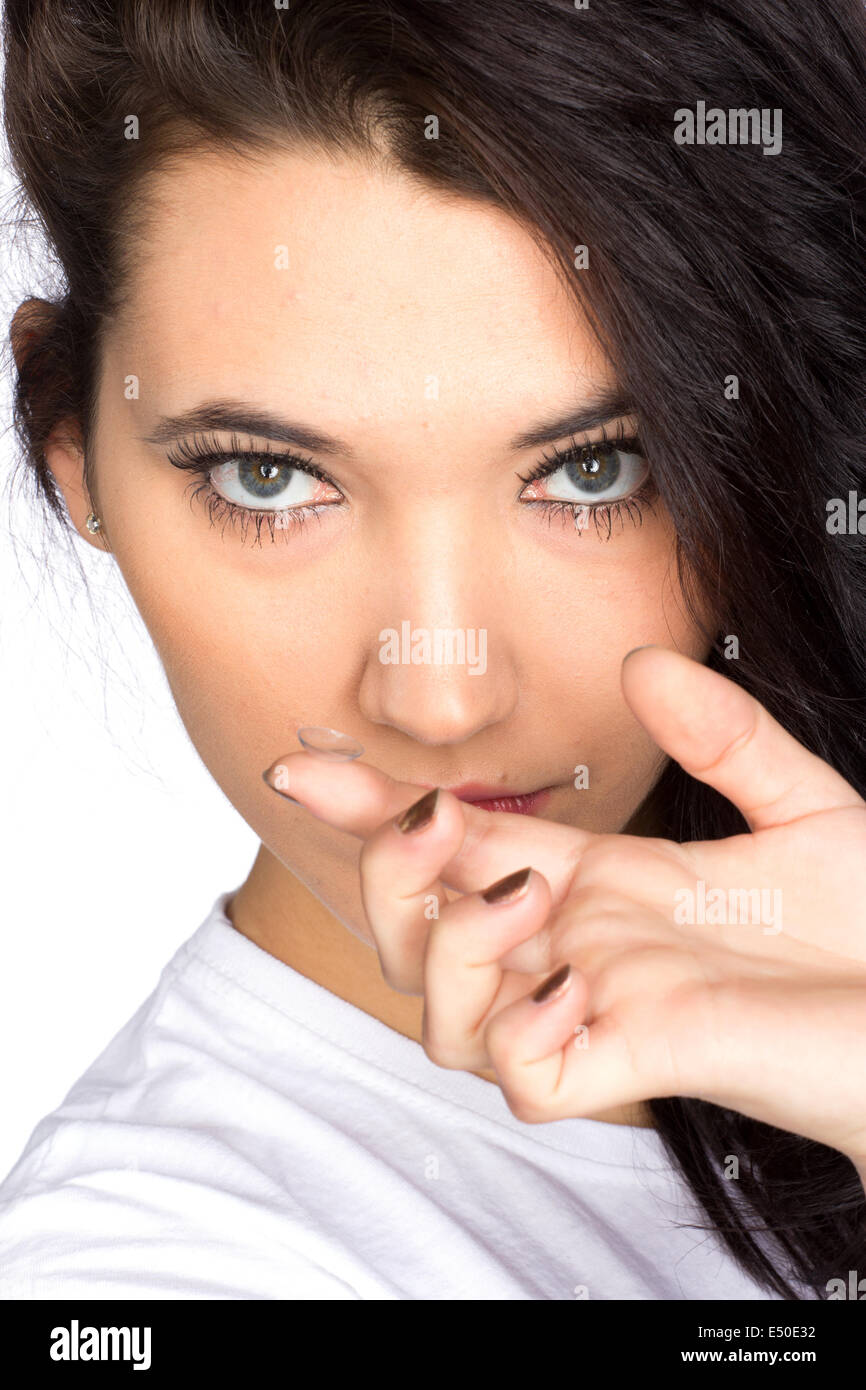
[0,889,814,1301]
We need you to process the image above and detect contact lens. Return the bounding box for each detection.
[296,726,365,760]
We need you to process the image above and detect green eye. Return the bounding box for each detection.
[518,435,650,505]
[559,442,648,499]
[208,454,321,510]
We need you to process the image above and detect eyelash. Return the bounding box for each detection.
[165,422,657,546]
[166,431,336,546]
[515,421,657,540]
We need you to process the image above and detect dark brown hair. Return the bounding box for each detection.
[4,0,866,1298]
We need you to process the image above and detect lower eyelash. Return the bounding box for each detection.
[524,478,659,539]
[186,476,327,546]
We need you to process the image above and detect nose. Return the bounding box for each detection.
[356,510,519,745]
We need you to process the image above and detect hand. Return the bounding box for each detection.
[262,647,866,1171]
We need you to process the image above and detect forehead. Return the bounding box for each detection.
[106,146,613,426]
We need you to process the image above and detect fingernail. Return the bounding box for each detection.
[623,644,659,661]
[261,765,304,805]
[481,866,532,904]
[394,787,440,833]
[532,963,572,1004]
[296,726,365,761]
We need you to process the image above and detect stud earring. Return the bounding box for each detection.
[85,512,102,534]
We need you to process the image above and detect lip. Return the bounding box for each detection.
[418,780,554,816]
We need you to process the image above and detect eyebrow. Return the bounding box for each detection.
[138,387,635,458]
[508,388,634,450]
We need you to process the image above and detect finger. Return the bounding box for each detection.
[620,646,864,832]
[359,798,568,994]
[263,749,593,902]
[420,866,556,1069]
[484,972,676,1123]
[356,786,467,993]
[263,749,437,837]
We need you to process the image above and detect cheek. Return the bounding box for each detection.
[129,586,334,796]
[525,516,710,819]
[100,526,312,793]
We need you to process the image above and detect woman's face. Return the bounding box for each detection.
[48,146,712,945]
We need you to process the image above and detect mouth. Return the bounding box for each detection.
[418,781,554,816]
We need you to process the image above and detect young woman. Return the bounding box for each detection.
[1,0,864,1301]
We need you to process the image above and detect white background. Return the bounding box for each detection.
[0,122,260,1179]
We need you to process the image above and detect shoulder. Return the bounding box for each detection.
[0,1150,360,1297]
[0,905,361,1300]
[0,1062,361,1299]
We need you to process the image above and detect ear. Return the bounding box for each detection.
[9,296,51,371]
[44,418,109,550]
[10,297,108,551]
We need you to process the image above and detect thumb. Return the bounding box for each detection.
[620,645,862,832]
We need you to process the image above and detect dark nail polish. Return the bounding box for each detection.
[394,787,440,833]
[532,963,571,1004]
[261,770,303,805]
[481,866,532,904]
